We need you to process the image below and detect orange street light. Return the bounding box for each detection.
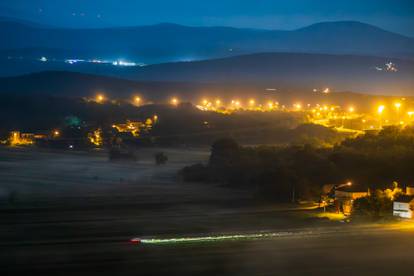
[96,94,105,102]
[171,97,179,106]
[394,102,401,110]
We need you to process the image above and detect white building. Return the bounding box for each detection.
[393,195,414,219]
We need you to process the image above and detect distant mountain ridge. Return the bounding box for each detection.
[1,52,413,95]
[0,19,413,64]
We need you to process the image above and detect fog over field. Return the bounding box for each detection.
[1,147,414,275]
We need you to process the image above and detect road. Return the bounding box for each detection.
[2,224,414,276]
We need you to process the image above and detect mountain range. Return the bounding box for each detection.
[1,18,413,96]
[1,18,413,65]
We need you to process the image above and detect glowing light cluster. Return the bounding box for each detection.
[8,131,34,146]
[88,128,103,146]
[112,60,137,66]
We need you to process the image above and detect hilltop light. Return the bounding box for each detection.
[171,98,179,106]
[294,103,302,110]
[249,99,255,106]
[378,105,385,114]
[134,96,141,104]
[323,88,330,94]
[96,94,105,102]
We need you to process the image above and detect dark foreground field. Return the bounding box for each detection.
[1,147,413,276]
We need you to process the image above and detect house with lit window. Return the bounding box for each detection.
[406,186,414,196]
[334,186,369,215]
[393,195,414,219]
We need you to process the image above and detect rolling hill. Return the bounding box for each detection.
[1,51,413,95]
[119,52,414,95]
[0,71,411,109]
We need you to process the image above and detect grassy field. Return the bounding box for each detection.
[1,146,414,275]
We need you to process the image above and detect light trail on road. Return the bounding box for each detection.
[132,222,414,246]
[133,231,312,245]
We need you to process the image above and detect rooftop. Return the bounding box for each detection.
[394,195,414,203]
[335,185,368,193]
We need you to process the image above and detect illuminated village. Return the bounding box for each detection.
[4,91,414,148]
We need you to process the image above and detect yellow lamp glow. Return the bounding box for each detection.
[171,98,179,105]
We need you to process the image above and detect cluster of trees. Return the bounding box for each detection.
[352,186,402,219]
[181,126,414,202]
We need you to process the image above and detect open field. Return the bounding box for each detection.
[1,147,414,275]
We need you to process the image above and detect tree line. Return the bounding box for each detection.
[181,126,414,202]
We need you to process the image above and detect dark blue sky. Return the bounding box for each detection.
[1,0,413,36]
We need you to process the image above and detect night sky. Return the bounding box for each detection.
[0,0,413,36]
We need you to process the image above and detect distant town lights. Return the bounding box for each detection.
[112,60,137,67]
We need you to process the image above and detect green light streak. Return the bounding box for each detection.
[139,231,307,245]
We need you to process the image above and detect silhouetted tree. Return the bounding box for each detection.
[155,152,168,165]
